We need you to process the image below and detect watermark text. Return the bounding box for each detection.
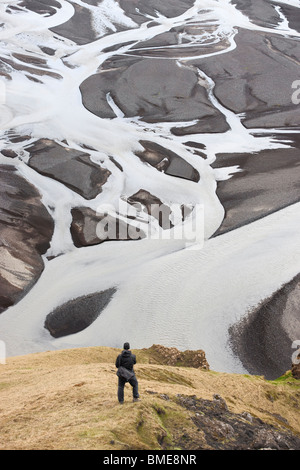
[292,340,300,365]
[0,340,6,365]
[292,80,300,105]
[95,201,205,250]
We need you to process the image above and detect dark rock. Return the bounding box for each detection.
[8,134,31,143]
[50,0,150,45]
[70,206,145,247]
[71,207,102,247]
[202,417,235,441]
[130,31,181,50]
[27,139,111,200]
[44,288,117,338]
[270,413,290,426]
[232,0,281,28]
[50,3,97,45]
[292,353,300,380]
[278,3,300,34]
[136,140,200,182]
[229,273,300,380]
[10,0,61,17]
[0,54,61,80]
[212,144,300,236]
[213,394,229,412]
[128,190,173,230]
[171,117,230,136]
[120,0,195,25]
[143,344,210,370]
[80,57,229,132]
[176,394,300,450]
[39,46,56,56]
[0,165,54,313]
[193,29,300,128]
[125,24,231,60]
[12,53,48,67]
[1,149,17,158]
[252,428,290,450]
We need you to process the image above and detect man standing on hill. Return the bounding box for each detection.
[115,342,140,404]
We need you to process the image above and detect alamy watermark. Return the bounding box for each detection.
[292,340,300,365]
[95,200,205,250]
[292,80,300,105]
[0,340,6,365]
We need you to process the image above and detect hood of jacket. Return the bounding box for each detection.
[122,349,132,357]
[118,349,135,371]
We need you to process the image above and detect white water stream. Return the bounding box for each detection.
[0,0,299,373]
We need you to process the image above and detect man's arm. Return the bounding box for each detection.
[115,355,121,368]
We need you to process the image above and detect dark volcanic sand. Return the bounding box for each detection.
[80,57,229,131]
[193,28,300,129]
[212,138,300,236]
[229,273,300,380]
[44,288,117,338]
[26,139,111,200]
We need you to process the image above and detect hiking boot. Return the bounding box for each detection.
[133,397,141,403]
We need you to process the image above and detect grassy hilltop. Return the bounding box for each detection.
[0,345,299,450]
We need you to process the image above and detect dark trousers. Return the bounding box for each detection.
[118,375,139,403]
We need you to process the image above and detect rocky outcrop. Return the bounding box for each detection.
[0,165,54,313]
[120,0,195,25]
[0,52,61,80]
[292,353,300,380]
[136,140,200,182]
[27,139,111,200]
[44,287,117,338]
[70,207,105,247]
[128,190,173,230]
[7,0,61,17]
[194,28,300,129]
[176,394,300,450]
[50,1,98,46]
[70,206,145,247]
[143,344,210,370]
[80,57,229,133]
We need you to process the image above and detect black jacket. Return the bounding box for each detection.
[115,350,136,372]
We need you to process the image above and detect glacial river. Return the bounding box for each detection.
[0,0,300,374]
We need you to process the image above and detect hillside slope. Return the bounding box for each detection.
[0,346,299,450]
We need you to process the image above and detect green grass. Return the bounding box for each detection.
[269,371,300,387]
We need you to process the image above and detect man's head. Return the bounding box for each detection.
[123,342,130,350]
